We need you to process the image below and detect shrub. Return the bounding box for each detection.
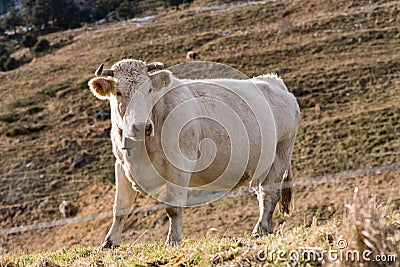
[4,57,19,71]
[0,43,10,58]
[0,55,8,70]
[22,33,38,50]
[32,39,50,55]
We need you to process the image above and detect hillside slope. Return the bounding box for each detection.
[0,0,399,254]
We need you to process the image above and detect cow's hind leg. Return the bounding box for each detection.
[100,160,136,250]
[252,172,281,236]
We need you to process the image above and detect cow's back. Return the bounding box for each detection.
[252,75,300,142]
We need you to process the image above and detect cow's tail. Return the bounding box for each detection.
[279,163,292,214]
[279,104,299,215]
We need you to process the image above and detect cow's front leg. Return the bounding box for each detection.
[166,205,184,245]
[100,160,136,250]
[164,170,189,245]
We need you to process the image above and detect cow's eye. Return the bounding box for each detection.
[116,91,122,97]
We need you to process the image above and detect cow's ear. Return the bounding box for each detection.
[88,77,114,100]
[150,70,172,91]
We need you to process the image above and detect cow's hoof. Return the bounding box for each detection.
[165,239,181,246]
[251,225,272,238]
[99,239,119,250]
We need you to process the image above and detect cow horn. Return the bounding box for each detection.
[95,63,114,77]
[146,62,164,72]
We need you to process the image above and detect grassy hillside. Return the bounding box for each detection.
[0,0,399,262]
[2,193,399,266]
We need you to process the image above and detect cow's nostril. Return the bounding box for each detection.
[145,123,152,135]
[132,124,140,135]
[131,123,152,137]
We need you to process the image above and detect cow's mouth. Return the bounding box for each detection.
[123,135,144,144]
[122,136,141,156]
[123,130,151,143]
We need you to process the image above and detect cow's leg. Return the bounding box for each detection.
[252,137,295,236]
[164,170,189,245]
[252,144,287,236]
[252,172,281,236]
[100,160,136,250]
[166,205,184,245]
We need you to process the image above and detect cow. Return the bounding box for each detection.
[88,59,300,249]
[186,51,200,61]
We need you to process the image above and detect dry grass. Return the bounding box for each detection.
[1,191,398,266]
[338,188,399,267]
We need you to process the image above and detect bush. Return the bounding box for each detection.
[0,43,10,58]
[32,39,50,54]
[4,57,19,71]
[0,54,31,71]
[22,33,38,49]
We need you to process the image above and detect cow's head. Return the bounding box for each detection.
[88,59,172,141]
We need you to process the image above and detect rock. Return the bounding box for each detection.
[72,152,83,169]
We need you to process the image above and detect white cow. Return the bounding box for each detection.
[88,59,300,249]
[186,51,200,61]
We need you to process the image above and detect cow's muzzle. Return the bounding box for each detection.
[130,122,153,140]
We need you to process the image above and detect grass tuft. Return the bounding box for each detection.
[339,188,399,266]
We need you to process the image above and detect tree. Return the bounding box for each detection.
[0,0,19,16]
[21,0,36,25]
[92,0,120,22]
[23,0,82,31]
[116,0,138,21]
[92,5,107,21]
[54,0,81,29]
[31,0,50,29]
[166,0,187,10]
[1,7,23,34]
